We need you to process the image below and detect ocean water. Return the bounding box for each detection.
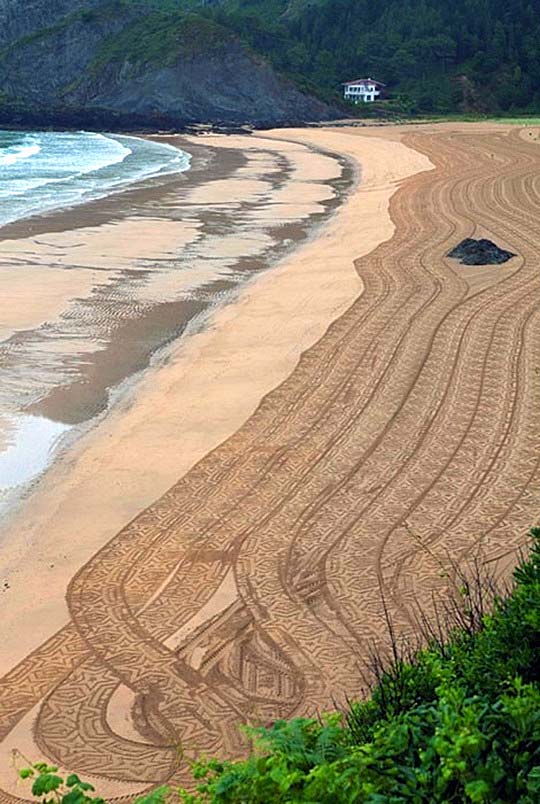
[0,129,191,227]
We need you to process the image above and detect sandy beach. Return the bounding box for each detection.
[0,133,349,509]
[0,128,420,674]
[2,121,540,798]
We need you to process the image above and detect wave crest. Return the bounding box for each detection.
[0,142,42,166]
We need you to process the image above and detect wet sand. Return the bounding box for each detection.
[0,133,350,514]
[0,130,432,804]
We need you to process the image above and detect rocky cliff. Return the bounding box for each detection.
[0,0,336,127]
[0,0,104,45]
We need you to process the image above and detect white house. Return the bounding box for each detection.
[342,78,385,103]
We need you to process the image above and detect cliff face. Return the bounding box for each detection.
[0,4,129,104]
[0,1,336,127]
[70,42,331,126]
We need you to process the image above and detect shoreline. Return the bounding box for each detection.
[0,128,431,680]
[0,131,351,522]
[0,125,441,800]
[0,125,433,800]
[0,131,191,231]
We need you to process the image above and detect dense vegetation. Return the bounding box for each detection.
[4,0,540,121]
[122,0,540,114]
[88,11,239,74]
[18,528,540,802]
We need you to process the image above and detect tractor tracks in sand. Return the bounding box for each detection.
[2,127,540,797]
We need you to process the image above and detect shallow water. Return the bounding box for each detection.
[0,415,71,517]
[0,129,191,513]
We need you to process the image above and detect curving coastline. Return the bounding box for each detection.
[0,133,350,521]
[0,131,190,229]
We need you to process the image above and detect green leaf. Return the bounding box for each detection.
[134,786,170,804]
[62,790,85,804]
[31,774,63,797]
[527,766,540,795]
[464,779,490,801]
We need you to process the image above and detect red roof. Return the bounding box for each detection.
[342,78,386,87]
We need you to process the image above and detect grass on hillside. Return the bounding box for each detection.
[0,2,124,62]
[493,118,540,125]
[16,529,540,802]
[89,11,239,76]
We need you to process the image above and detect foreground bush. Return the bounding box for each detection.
[180,679,540,802]
[18,529,540,803]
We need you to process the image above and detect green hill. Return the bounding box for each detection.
[128,0,540,114]
[0,0,336,128]
[196,0,540,113]
[3,0,540,125]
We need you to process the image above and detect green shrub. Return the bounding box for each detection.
[16,763,106,804]
[170,679,539,802]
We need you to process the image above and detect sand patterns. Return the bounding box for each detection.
[2,127,540,797]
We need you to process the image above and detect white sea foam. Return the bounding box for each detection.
[0,130,191,227]
[0,142,41,166]
[0,414,71,517]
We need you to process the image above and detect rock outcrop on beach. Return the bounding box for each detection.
[0,0,336,128]
[448,238,516,266]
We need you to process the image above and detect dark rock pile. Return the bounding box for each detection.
[447,238,515,266]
